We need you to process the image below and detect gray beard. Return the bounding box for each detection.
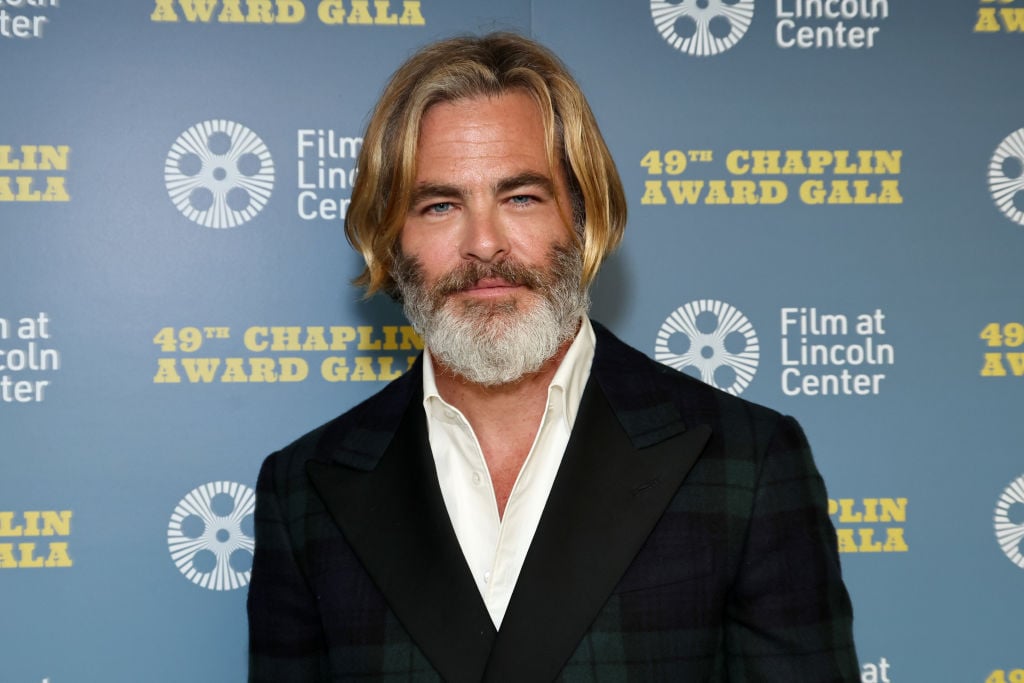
[392,245,590,386]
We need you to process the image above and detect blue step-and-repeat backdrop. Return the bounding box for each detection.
[3,1,1023,681]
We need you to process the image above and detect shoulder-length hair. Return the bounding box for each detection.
[344,32,627,297]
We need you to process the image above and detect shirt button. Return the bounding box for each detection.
[472,472,482,485]
[444,409,456,420]
[484,571,491,584]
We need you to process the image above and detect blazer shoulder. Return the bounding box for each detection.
[264,356,423,474]
[590,320,792,447]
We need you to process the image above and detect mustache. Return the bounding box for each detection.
[389,243,581,306]
[432,259,546,297]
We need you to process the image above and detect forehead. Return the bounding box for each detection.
[415,91,551,178]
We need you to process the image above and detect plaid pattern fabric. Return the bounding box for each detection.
[248,322,859,682]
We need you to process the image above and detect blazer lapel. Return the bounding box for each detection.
[304,323,711,681]
[306,370,496,683]
[484,323,712,681]
[485,380,711,681]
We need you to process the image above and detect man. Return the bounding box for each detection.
[248,32,859,682]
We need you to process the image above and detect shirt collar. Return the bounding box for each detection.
[422,317,596,432]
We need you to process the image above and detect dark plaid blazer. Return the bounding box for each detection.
[248,322,859,682]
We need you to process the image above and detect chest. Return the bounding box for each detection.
[478,433,534,517]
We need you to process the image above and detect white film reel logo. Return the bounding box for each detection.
[994,474,1024,569]
[164,119,275,228]
[651,0,755,57]
[989,128,1024,226]
[168,480,255,590]
[655,299,760,395]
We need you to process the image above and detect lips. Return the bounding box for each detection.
[439,267,531,295]
[466,277,520,291]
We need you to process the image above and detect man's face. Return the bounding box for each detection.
[394,91,588,385]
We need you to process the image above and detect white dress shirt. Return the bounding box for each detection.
[421,317,596,629]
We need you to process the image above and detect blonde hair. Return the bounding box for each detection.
[345,32,627,297]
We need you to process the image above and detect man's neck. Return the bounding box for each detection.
[430,333,576,518]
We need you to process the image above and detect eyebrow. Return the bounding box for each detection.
[495,172,556,197]
[408,183,465,207]
[409,172,557,207]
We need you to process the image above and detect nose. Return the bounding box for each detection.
[459,206,509,263]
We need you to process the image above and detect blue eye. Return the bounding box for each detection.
[509,195,533,206]
[428,202,453,213]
